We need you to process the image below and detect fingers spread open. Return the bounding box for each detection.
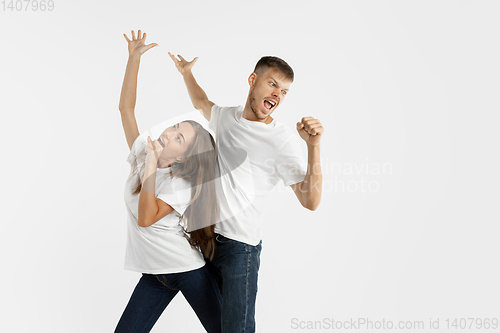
[146,43,158,51]
[123,34,131,42]
[131,30,136,40]
[168,52,179,64]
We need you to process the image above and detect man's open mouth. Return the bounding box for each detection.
[263,99,277,111]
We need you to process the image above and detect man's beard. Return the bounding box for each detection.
[249,88,267,120]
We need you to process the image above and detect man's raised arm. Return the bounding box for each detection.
[290,117,324,211]
[169,52,214,121]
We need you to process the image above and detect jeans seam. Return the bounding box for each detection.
[243,244,252,333]
[257,244,260,269]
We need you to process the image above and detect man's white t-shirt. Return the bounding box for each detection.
[209,104,307,246]
[123,134,205,274]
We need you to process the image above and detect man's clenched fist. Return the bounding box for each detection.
[297,117,324,146]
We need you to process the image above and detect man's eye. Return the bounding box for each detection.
[270,82,275,86]
[282,91,287,95]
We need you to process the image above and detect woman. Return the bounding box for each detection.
[114,30,221,333]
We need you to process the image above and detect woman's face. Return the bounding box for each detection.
[156,122,196,167]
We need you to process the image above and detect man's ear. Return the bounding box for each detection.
[248,72,257,87]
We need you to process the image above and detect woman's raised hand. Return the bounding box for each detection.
[123,30,158,57]
[168,52,198,75]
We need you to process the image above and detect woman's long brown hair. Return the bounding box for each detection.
[130,120,219,260]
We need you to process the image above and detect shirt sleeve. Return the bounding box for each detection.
[274,135,307,186]
[156,176,192,216]
[208,104,222,134]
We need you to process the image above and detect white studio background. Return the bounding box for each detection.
[1,0,499,332]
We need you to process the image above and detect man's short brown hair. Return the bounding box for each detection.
[253,56,294,82]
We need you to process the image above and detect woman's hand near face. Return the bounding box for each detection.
[139,136,175,227]
[123,30,158,58]
[145,136,163,165]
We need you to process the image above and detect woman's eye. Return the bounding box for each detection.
[177,137,181,143]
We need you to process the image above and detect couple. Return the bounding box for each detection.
[114,30,324,333]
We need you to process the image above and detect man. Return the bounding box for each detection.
[169,52,323,332]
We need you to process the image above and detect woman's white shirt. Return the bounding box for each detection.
[123,134,205,274]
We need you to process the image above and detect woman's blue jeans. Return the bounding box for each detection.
[205,234,262,333]
[114,266,222,333]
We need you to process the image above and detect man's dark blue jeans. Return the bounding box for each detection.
[114,266,222,333]
[205,234,262,333]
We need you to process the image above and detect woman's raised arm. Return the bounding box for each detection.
[119,30,158,150]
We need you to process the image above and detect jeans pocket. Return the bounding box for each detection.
[215,234,234,244]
